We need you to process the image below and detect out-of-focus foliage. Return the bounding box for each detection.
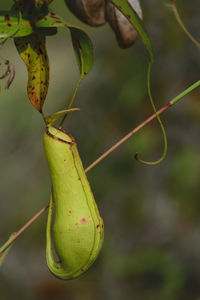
[0,0,200,300]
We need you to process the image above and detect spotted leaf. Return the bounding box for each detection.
[14,34,49,112]
[0,11,32,41]
[35,11,68,28]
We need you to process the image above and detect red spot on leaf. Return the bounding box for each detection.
[77,40,82,50]
[49,12,60,19]
[5,15,10,21]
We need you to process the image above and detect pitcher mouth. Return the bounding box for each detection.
[46,126,75,145]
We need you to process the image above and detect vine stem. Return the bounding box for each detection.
[171,0,200,49]
[0,204,49,254]
[59,77,83,128]
[0,80,200,254]
[134,61,168,165]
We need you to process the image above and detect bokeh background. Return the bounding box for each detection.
[0,0,200,299]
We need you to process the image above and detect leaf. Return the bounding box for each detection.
[109,0,153,61]
[45,108,80,127]
[69,26,94,77]
[14,33,49,112]
[0,11,32,40]
[35,11,94,77]
[35,11,68,28]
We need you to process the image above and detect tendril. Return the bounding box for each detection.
[135,61,168,166]
[171,0,200,49]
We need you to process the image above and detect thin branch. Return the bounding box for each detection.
[171,1,200,49]
[0,203,49,253]
[59,77,83,128]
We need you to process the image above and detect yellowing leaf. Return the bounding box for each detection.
[14,33,49,112]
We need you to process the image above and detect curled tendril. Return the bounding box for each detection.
[134,61,168,166]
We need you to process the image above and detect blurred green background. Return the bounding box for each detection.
[0,1,200,299]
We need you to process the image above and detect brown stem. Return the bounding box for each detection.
[0,101,172,253]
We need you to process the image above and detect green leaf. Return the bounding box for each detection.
[109,0,153,61]
[35,11,94,77]
[14,34,49,112]
[69,26,94,77]
[0,11,32,40]
[45,108,80,127]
